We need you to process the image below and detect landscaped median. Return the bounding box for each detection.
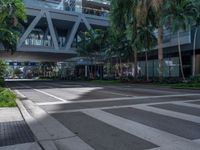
[0,88,17,107]
[168,83,200,89]
[91,80,122,84]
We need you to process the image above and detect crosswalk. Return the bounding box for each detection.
[50,99,200,150]
[13,83,200,150]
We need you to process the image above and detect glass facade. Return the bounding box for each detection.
[24,29,67,48]
[24,0,109,17]
[138,57,180,78]
[24,29,54,47]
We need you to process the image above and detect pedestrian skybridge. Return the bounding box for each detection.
[17,0,109,55]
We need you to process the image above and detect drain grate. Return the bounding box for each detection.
[0,121,35,147]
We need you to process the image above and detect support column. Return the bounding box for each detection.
[195,55,200,75]
[85,65,88,78]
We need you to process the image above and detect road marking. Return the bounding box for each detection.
[33,89,68,103]
[37,97,134,105]
[37,93,200,106]
[43,82,83,87]
[149,139,200,150]
[22,100,94,150]
[193,139,200,144]
[97,90,132,97]
[48,99,200,114]
[104,85,185,94]
[15,90,27,99]
[82,109,200,149]
[172,102,200,109]
[132,105,200,124]
[36,101,67,105]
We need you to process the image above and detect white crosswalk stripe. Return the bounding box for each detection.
[131,104,200,124]
[172,101,200,109]
[82,109,200,150]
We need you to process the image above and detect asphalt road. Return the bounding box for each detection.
[7,80,200,150]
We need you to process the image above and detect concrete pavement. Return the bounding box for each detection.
[0,107,40,149]
[6,80,200,150]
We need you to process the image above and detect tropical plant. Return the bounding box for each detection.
[135,25,157,80]
[0,60,7,78]
[110,0,139,78]
[161,0,198,81]
[0,60,7,87]
[39,62,56,78]
[0,0,26,53]
[111,0,160,80]
[77,29,107,79]
[13,67,22,76]
[0,88,17,107]
[135,0,166,81]
[105,29,133,77]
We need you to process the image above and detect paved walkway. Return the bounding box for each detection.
[0,107,41,149]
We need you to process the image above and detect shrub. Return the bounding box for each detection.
[0,88,17,107]
[0,78,5,87]
[189,75,200,83]
[0,60,7,78]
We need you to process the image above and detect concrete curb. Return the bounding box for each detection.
[15,91,94,150]
[16,99,58,150]
[21,99,94,150]
[0,142,42,150]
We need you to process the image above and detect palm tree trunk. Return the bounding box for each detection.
[134,48,138,80]
[119,56,122,77]
[178,31,185,81]
[158,27,164,81]
[192,27,198,77]
[145,50,149,81]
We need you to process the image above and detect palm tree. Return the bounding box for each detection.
[77,29,106,79]
[111,0,167,81]
[192,0,200,76]
[136,25,157,81]
[135,0,165,81]
[110,0,139,79]
[0,0,26,53]
[162,0,198,81]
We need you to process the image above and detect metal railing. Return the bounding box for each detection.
[25,0,110,17]
[82,7,109,17]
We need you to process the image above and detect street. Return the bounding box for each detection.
[7,80,200,150]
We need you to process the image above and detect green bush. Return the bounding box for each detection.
[0,78,5,87]
[189,75,200,83]
[0,88,17,107]
[0,60,7,78]
[91,80,122,84]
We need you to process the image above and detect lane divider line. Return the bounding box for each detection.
[33,89,68,103]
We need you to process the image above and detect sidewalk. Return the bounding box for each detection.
[16,98,94,150]
[0,107,41,150]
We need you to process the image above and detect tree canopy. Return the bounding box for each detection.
[0,0,26,53]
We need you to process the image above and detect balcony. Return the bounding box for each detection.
[163,30,191,48]
[153,29,191,49]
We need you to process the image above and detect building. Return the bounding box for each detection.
[0,0,110,62]
[1,0,200,78]
[138,28,200,78]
